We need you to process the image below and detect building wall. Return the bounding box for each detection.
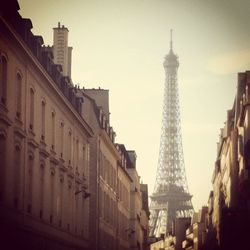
[98,131,119,250]
[182,71,250,250]
[84,89,110,121]
[117,163,131,250]
[0,2,150,250]
[127,165,145,250]
[80,91,135,250]
[140,184,150,250]
[149,238,165,250]
[0,4,92,249]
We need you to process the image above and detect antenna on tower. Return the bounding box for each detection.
[170,29,173,50]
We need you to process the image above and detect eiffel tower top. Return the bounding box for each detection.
[163,29,179,69]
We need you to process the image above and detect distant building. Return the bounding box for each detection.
[149,217,190,250]
[150,236,165,250]
[172,217,191,250]
[208,70,250,250]
[78,89,150,250]
[181,70,250,250]
[127,151,149,249]
[182,207,207,250]
[140,183,150,250]
[117,145,133,250]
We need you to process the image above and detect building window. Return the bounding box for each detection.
[50,163,55,224]
[99,188,103,217]
[16,73,22,119]
[60,121,64,158]
[39,163,45,218]
[82,146,86,175]
[0,55,7,105]
[68,130,72,165]
[0,132,6,201]
[27,153,34,213]
[41,100,45,140]
[75,140,79,170]
[14,143,21,209]
[75,184,79,234]
[58,174,63,227]
[67,181,72,232]
[29,88,35,130]
[52,112,55,149]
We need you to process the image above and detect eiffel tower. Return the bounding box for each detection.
[149,30,193,237]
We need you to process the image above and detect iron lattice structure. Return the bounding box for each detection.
[149,31,193,237]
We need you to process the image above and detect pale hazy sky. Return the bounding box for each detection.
[18,0,250,210]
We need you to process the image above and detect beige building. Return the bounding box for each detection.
[0,2,149,250]
[149,217,190,250]
[206,71,249,250]
[181,71,250,250]
[79,88,129,250]
[117,144,134,250]
[150,237,165,250]
[140,183,150,250]
[0,1,92,249]
[126,153,150,250]
[79,89,149,250]
[182,207,207,250]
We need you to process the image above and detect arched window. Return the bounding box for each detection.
[0,56,7,105]
[16,73,22,119]
[29,88,35,130]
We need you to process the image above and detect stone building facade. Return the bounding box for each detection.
[126,153,150,250]
[208,70,250,250]
[181,71,250,250]
[0,1,149,249]
[0,1,92,249]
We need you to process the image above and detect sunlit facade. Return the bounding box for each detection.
[0,2,149,250]
[0,2,92,249]
[181,71,250,250]
[80,89,149,250]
